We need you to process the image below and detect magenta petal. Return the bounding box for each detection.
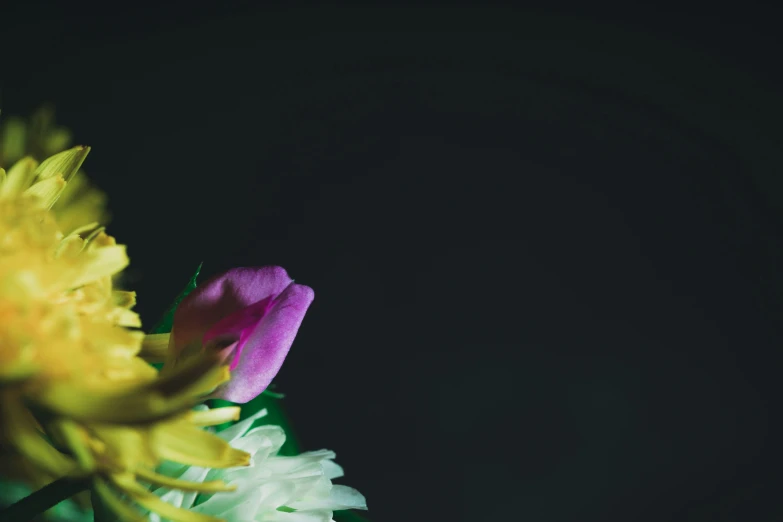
[168,266,314,403]
[202,298,272,370]
[211,282,315,403]
[203,298,273,344]
[170,267,293,359]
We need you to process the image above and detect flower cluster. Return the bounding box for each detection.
[0,112,366,521]
[151,406,366,521]
[0,146,246,521]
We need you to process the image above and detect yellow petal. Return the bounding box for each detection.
[152,421,250,468]
[84,226,108,246]
[53,168,87,207]
[92,477,146,522]
[186,406,241,427]
[24,174,67,208]
[46,127,73,153]
[86,357,157,390]
[64,221,100,240]
[83,323,144,358]
[54,190,111,235]
[0,157,38,197]
[0,359,39,381]
[0,117,27,162]
[30,356,227,424]
[29,383,190,424]
[111,308,142,328]
[69,245,129,288]
[139,333,170,362]
[135,467,236,493]
[91,424,158,471]
[55,233,86,258]
[112,290,137,308]
[155,352,230,398]
[33,145,90,182]
[0,393,77,476]
[52,419,96,472]
[111,473,225,522]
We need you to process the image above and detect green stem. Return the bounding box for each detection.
[0,476,89,520]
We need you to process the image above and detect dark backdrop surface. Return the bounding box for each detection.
[2,5,782,521]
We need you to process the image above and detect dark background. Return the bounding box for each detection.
[2,3,782,521]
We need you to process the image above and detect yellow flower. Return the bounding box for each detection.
[0,106,109,232]
[0,105,71,163]
[0,147,250,521]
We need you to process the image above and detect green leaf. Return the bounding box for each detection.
[244,390,301,456]
[151,263,202,335]
[149,263,202,372]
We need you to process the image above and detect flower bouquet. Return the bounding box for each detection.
[0,108,369,522]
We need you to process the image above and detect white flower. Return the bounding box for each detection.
[150,406,367,522]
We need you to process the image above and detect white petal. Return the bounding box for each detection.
[232,425,286,457]
[288,484,367,512]
[328,485,368,510]
[194,488,262,519]
[321,460,344,480]
[263,452,335,479]
[218,408,269,442]
[145,408,366,521]
[195,477,298,515]
[154,463,212,509]
[267,510,334,522]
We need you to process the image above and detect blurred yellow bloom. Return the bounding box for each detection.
[0,105,71,163]
[0,147,249,521]
[0,105,109,232]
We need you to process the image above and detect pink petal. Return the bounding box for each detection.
[170,267,293,359]
[211,282,315,403]
[203,297,275,369]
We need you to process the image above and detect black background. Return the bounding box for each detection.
[2,3,782,521]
